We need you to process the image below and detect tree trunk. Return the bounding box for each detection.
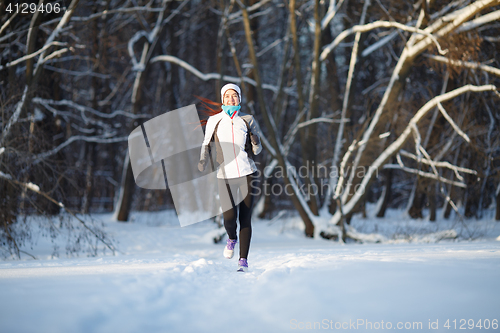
[496,184,500,221]
[114,153,135,221]
[409,181,425,219]
[81,142,96,214]
[257,176,274,219]
[289,0,320,216]
[25,0,43,87]
[428,182,437,222]
[464,171,479,218]
[114,42,149,221]
[239,0,315,236]
[328,84,497,228]
[338,0,495,205]
[113,0,170,220]
[376,166,393,218]
[0,179,18,225]
[302,0,324,216]
[215,0,227,102]
[324,0,370,214]
[82,2,105,214]
[443,184,454,219]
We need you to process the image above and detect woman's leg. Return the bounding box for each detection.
[218,178,238,240]
[238,174,257,259]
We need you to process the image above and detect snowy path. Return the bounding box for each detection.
[1,215,499,333]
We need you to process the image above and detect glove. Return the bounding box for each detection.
[250,133,261,155]
[198,144,210,172]
[250,134,260,145]
[198,159,207,172]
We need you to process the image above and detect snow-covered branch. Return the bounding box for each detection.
[34,0,80,74]
[425,54,500,78]
[437,102,470,143]
[0,0,80,147]
[455,9,500,33]
[337,1,498,204]
[409,0,499,58]
[383,154,467,188]
[336,139,367,199]
[0,86,28,146]
[282,115,347,156]
[0,12,18,35]
[127,0,169,72]
[296,117,347,128]
[282,108,308,155]
[71,5,167,22]
[227,0,273,21]
[43,65,110,79]
[361,30,398,57]
[320,20,447,61]
[284,160,319,223]
[162,0,190,25]
[328,84,498,226]
[150,55,279,93]
[399,149,477,180]
[32,135,128,163]
[321,0,346,30]
[324,0,369,212]
[32,98,149,120]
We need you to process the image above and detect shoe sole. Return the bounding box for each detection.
[223,248,234,259]
[237,267,248,272]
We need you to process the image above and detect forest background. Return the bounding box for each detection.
[1,0,499,258]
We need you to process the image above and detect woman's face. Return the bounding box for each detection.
[223,89,240,106]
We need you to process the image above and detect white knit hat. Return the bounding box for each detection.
[221,83,241,103]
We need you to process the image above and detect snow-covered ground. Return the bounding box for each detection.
[1,209,500,333]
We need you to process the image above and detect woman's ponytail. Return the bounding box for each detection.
[195,95,222,127]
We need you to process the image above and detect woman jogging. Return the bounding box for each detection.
[197,83,262,272]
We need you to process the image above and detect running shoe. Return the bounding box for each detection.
[223,238,237,259]
[237,258,248,272]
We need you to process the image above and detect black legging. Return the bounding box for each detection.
[218,173,257,259]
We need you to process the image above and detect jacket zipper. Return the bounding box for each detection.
[231,118,241,177]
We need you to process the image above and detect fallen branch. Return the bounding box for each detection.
[0,171,117,255]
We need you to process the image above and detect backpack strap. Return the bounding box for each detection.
[241,118,253,135]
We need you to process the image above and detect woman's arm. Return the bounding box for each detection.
[198,116,217,171]
[247,116,263,155]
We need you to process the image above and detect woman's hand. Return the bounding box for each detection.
[198,159,207,172]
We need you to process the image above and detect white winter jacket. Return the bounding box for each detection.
[200,110,262,179]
